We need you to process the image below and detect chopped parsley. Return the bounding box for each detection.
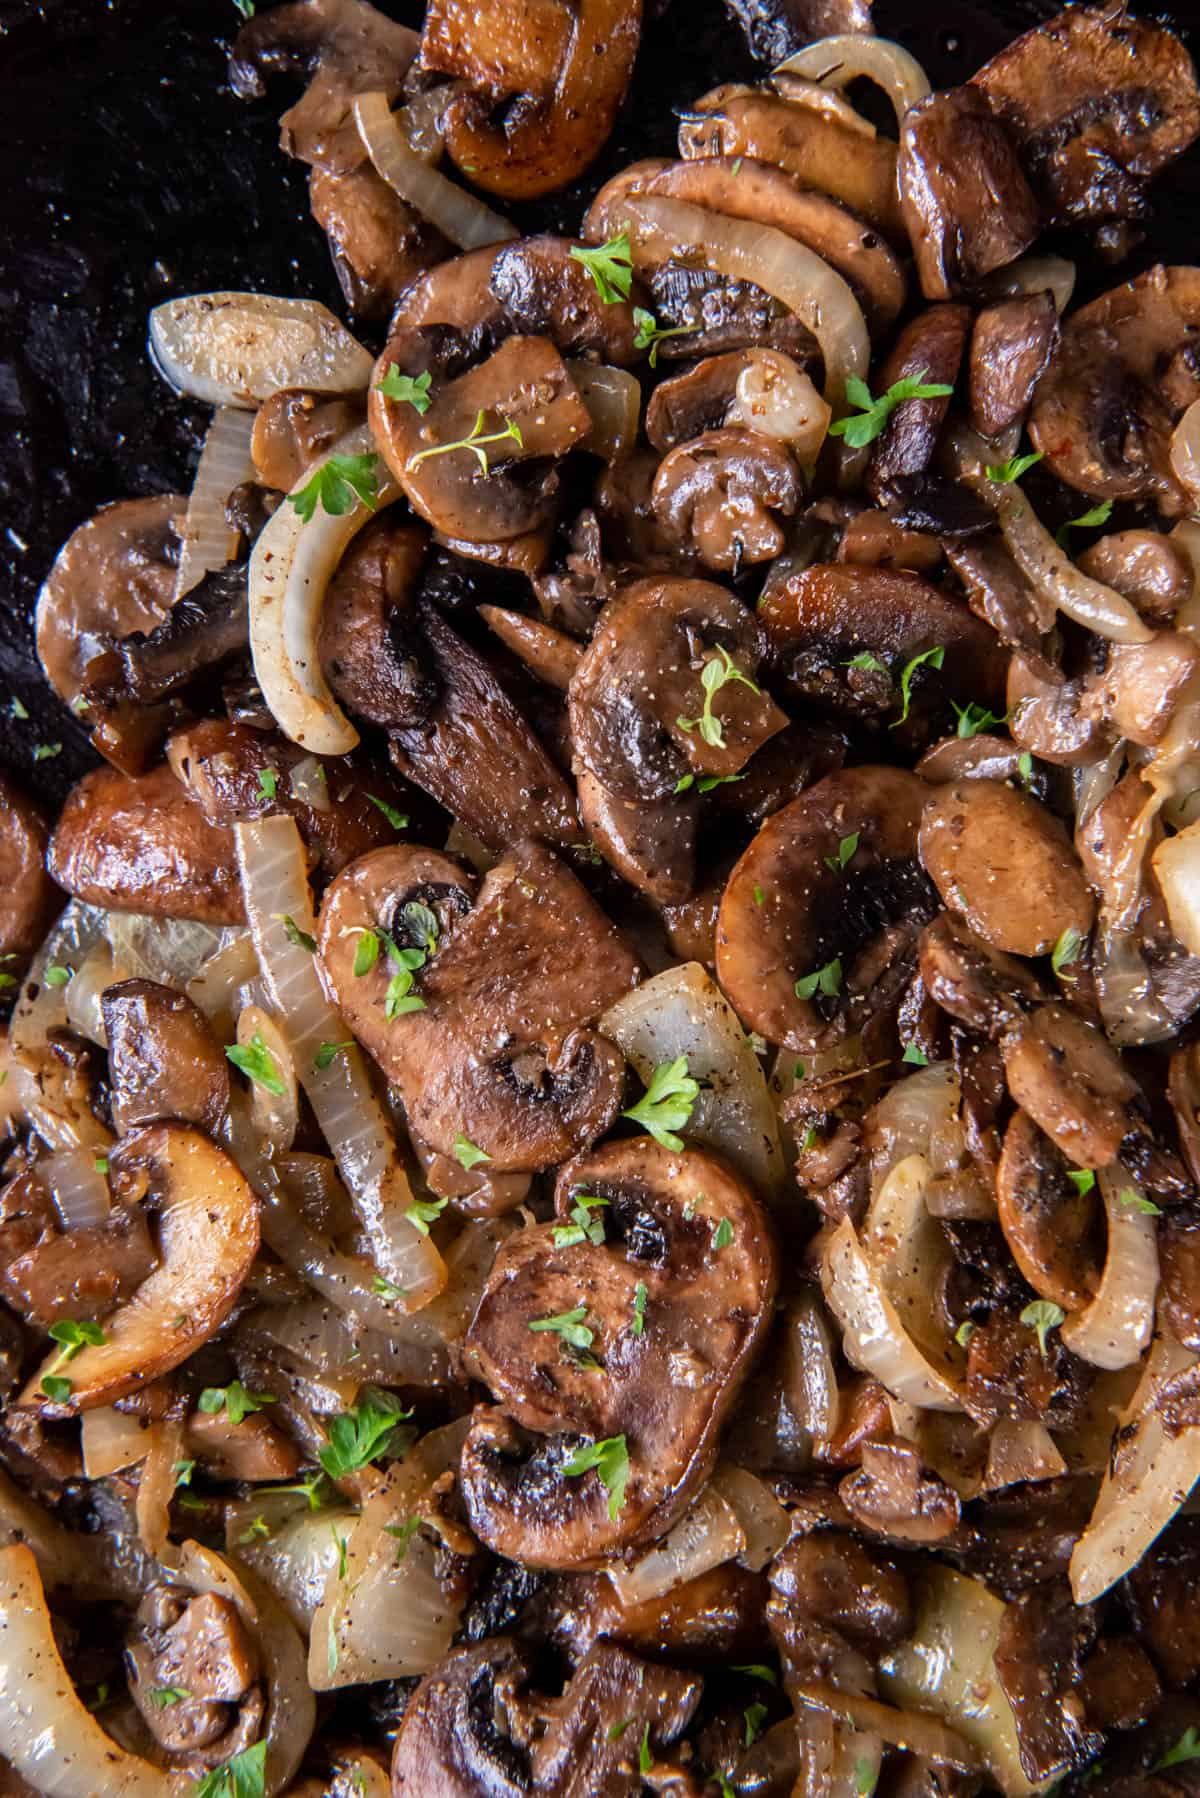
[639,1724,653,1776]
[197,1381,276,1426]
[365,794,409,832]
[194,1739,267,1798]
[1051,924,1084,981]
[554,1193,609,1249]
[313,1040,353,1072]
[676,644,761,749]
[32,742,61,762]
[732,1664,777,1684]
[276,913,316,953]
[239,1515,271,1544]
[148,1685,191,1708]
[1020,1298,1065,1359]
[373,1275,409,1302]
[632,305,698,366]
[622,1054,700,1151]
[562,1433,630,1519]
[631,1281,648,1337]
[985,449,1043,484]
[902,1042,929,1066]
[318,1391,412,1480]
[892,644,945,726]
[1156,1727,1200,1771]
[829,367,954,449]
[824,831,859,874]
[43,965,72,987]
[375,366,433,413]
[569,233,634,303]
[1119,1188,1162,1216]
[744,1701,768,1746]
[405,1196,448,1237]
[1056,498,1114,547]
[408,409,523,476]
[529,1306,595,1350]
[257,767,278,801]
[952,700,1006,738]
[794,957,842,1001]
[289,452,380,523]
[712,1217,734,1252]
[9,696,29,721]
[385,1515,421,1563]
[453,1133,491,1171]
[225,1032,286,1096]
[42,1319,104,1397]
[1067,1169,1096,1196]
[844,650,886,673]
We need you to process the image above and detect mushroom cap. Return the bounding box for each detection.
[650,427,802,573]
[576,768,697,906]
[1029,266,1200,515]
[996,1108,1104,1314]
[317,840,638,1172]
[968,293,1060,441]
[317,518,435,731]
[459,1135,777,1567]
[0,774,58,971]
[865,303,971,503]
[102,979,231,1137]
[488,235,644,365]
[716,764,935,1051]
[1001,1003,1140,1170]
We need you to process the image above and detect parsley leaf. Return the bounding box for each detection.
[1119,1188,1162,1216]
[712,1217,734,1252]
[41,1374,73,1403]
[44,964,72,987]
[569,233,634,303]
[373,1274,408,1303]
[275,913,316,953]
[952,700,1006,738]
[794,957,842,1001]
[744,1701,768,1746]
[32,742,61,763]
[1018,750,1035,788]
[639,1724,653,1776]
[902,1042,929,1066]
[385,1515,421,1562]
[226,1032,285,1096]
[562,1433,630,1518]
[677,644,762,749]
[529,1306,595,1350]
[453,1133,491,1171]
[1051,925,1084,981]
[892,644,945,726]
[9,696,29,721]
[408,409,523,476]
[955,1319,976,1348]
[824,831,859,875]
[732,1664,777,1684]
[985,450,1043,484]
[239,1515,270,1544]
[318,1391,412,1480]
[622,1054,700,1151]
[828,367,955,450]
[289,452,380,524]
[554,1193,609,1248]
[1156,1727,1200,1771]
[148,1685,191,1708]
[1020,1298,1065,1359]
[314,1040,353,1072]
[844,650,886,673]
[1067,1169,1096,1196]
[366,794,409,832]
[854,1758,879,1797]
[1056,498,1114,547]
[405,1196,448,1237]
[197,1381,276,1426]
[194,1739,267,1798]
[353,930,381,977]
[632,305,698,366]
[631,1281,647,1337]
[375,366,433,413]
[258,768,278,801]
[607,1718,634,1743]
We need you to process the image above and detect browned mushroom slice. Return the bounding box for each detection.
[1028,266,1200,515]
[371,331,591,543]
[569,576,786,804]
[317,841,637,1171]
[389,605,579,850]
[126,1585,264,1768]
[1169,1043,1200,1190]
[250,388,363,493]
[577,769,697,906]
[1159,1211,1200,1353]
[102,980,230,1137]
[919,914,1047,1040]
[645,348,823,459]
[1006,651,1107,768]
[0,1166,159,1332]
[972,8,1200,244]
[586,156,906,335]
[478,606,583,692]
[723,0,871,62]
[993,1585,1104,1786]
[1079,633,1200,748]
[899,86,1040,302]
[919,781,1094,959]
[309,163,448,321]
[651,428,802,573]
[679,89,904,244]
[947,535,1055,660]
[838,1435,962,1545]
[1001,1004,1139,1169]
[389,244,509,338]
[996,1109,1104,1313]
[1077,529,1194,623]
[716,765,936,1051]
[768,1532,912,1654]
[968,293,1060,440]
[544,1562,769,1664]
[423,0,642,201]
[759,562,1006,740]
[48,764,243,925]
[489,236,644,364]
[0,774,57,976]
[865,303,970,505]
[166,718,415,875]
[391,1637,700,1795]
[915,734,1034,789]
[317,518,433,729]
[35,496,184,773]
[837,509,942,575]
[458,1136,776,1565]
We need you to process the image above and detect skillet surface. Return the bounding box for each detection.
[1,0,1197,806]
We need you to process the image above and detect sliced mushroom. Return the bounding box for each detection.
[389,243,510,340]
[478,606,583,692]
[0,1165,159,1332]
[768,1532,912,1654]
[101,980,230,1137]
[716,765,937,1051]
[919,781,1094,958]
[996,1109,1104,1313]
[250,387,362,492]
[79,563,250,715]
[317,519,434,729]
[423,0,642,200]
[48,763,244,925]
[837,509,942,575]
[759,562,1007,741]
[388,605,579,850]
[1006,651,1107,768]
[126,1585,264,1768]
[569,576,787,804]
[489,236,643,365]
[899,86,1040,301]
[646,348,830,467]
[1028,266,1200,515]
[972,8,1200,244]
[968,293,1060,440]
[458,1135,776,1565]
[0,775,57,975]
[391,1637,699,1795]
[947,535,1055,660]
[993,1584,1104,1786]
[1077,529,1194,624]
[1079,633,1200,748]
[919,914,1047,1040]
[317,841,637,1171]
[915,734,1035,790]
[1126,1518,1200,1689]
[651,427,802,573]
[309,162,447,321]
[680,88,904,243]
[1001,1004,1139,1169]
[577,769,697,905]
[838,1435,961,1545]
[19,1123,259,1413]
[866,303,970,505]
[723,0,872,62]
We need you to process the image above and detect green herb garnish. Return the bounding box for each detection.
[375,367,433,413]
[225,1033,285,1096]
[569,233,634,304]
[622,1054,700,1151]
[676,644,761,749]
[408,410,523,475]
[562,1433,630,1519]
[289,452,380,523]
[197,1381,276,1426]
[829,367,954,450]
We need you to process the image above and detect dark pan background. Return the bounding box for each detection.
[0,0,1196,809]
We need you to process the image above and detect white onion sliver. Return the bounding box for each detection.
[1153,820,1200,957]
[784,1290,841,1442]
[567,362,641,460]
[175,406,256,599]
[288,753,332,813]
[81,1406,151,1479]
[1060,1169,1158,1369]
[774,34,932,124]
[712,1464,789,1570]
[354,92,517,249]
[982,253,1076,315]
[235,816,445,1306]
[64,941,114,1047]
[248,424,398,754]
[605,1484,745,1605]
[41,1147,111,1231]
[150,292,374,407]
[986,479,1152,645]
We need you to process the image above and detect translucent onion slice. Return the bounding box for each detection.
[712,1464,790,1569]
[248,424,398,754]
[775,34,932,124]
[104,912,227,989]
[984,1418,1066,1491]
[238,1003,300,1155]
[174,406,256,599]
[1153,819,1200,956]
[793,1685,979,1775]
[1171,397,1200,498]
[1060,1169,1158,1369]
[64,940,114,1047]
[568,362,641,460]
[288,753,332,813]
[1070,1332,1200,1604]
[600,960,785,1196]
[353,92,517,250]
[41,1147,111,1231]
[135,1410,185,1566]
[81,1405,151,1479]
[784,1289,841,1443]
[150,292,374,407]
[235,815,445,1307]
[606,1483,746,1605]
[726,350,831,468]
[609,192,869,411]
[228,1494,358,1631]
[982,253,1076,315]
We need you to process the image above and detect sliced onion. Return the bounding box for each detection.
[879,1567,1033,1795]
[794,1684,979,1774]
[607,192,869,411]
[822,1160,965,1413]
[0,1543,183,1796]
[186,930,261,1028]
[862,1154,963,1374]
[238,1004,300,1155]
[1153,820,1200,956]
[81,1404,152,1478]
[774,34,932,124]
[229,1494,358,1630]
[248,424,398,754]
[1171,398,1200,498]
[1061,1168,1158,1369]
[10,901,108,1067]
[0,1464,130,1601]
[1070,1332,1200,1604]
[984,1419,1066,1491]
[601,961,785,1196]
[104,911,227,989]
[288,753,332,813]
[150,292,373,407]
[784,1288,841,1443]
[606,1482,746,1605]
[245,1287,449,1386]
[712,1464,790,1569]
[236,815,445,1306]
[393,84,454,162]
[568,362,641,460]
[175,406,256,599]
[354,92,517,249]
[64,940,114,1047]
[135,1410,185,1567]
[41,1147,111,1231]
[726,349,831,468]
[981,253,1076,315]
[866,1060,962,1192]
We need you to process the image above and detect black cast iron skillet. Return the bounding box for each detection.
[1,0,1198,808]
